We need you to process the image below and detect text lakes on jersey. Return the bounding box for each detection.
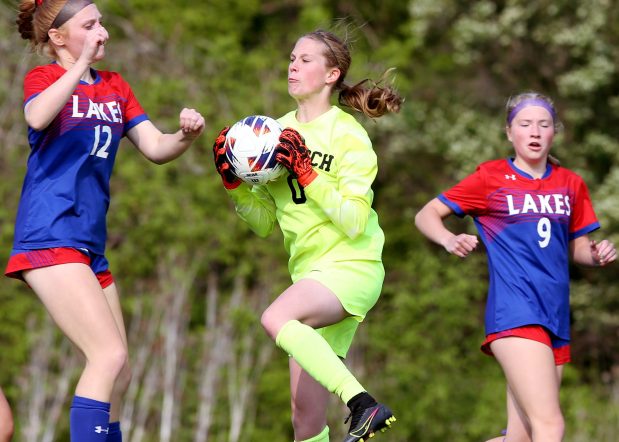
[71,95,124,123]
[504,193,571,216]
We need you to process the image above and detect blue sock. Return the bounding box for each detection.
[107,421,122,442]
[69,396,111,441]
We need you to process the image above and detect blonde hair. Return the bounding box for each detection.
[505,91,562,166]
[304,29,403,118]
[16,0,68,55]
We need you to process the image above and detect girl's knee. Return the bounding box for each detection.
[114,359,132,394]
[109,345,129,374]
[546,414,565,437]
[87,343,128,381]
[540,410,564,428]
[260,308,282,340]
[529,412,564,440]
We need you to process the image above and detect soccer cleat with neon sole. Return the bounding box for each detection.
[343,403,396,442]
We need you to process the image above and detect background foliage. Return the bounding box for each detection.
[1,0,618,441]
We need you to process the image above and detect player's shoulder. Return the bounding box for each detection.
[550,163,582,178]
[548,163,588,188]
[474,158,510,174]
[332,107,370,143]
[97,69,122,79]
[25,63,63,80]
[333,106,363,128]
[96,69,128,85]
[478,158,508,169]
[26,63,55,75]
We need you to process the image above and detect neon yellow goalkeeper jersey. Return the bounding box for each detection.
[228,106,384,278]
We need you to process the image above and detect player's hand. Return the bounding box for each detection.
[212,126,241,190]
[275,128,317,187]
[79,26,109,64]
[591,239,617,266]
[443,233,478,258]
[179,108,205,138]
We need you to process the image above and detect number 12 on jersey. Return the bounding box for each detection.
[90,125,112,159]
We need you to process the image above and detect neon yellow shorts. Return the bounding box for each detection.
[294,259,385,358]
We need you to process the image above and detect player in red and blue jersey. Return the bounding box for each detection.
[7,1,205,441]
[415,92,616,442]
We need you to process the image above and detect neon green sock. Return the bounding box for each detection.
[276,320,364,403]
[296,425,329,442]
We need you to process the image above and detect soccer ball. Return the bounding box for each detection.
[225,115,286,185]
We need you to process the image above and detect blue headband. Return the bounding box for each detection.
[507,98,557,125]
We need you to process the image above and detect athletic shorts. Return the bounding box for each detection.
[5,247,114,289]
[481,325,571,365]
[295,259,385,358]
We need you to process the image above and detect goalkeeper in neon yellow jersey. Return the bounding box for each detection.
[213,29,402,442]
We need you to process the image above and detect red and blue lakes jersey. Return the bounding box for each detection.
[439,158,599,341]
[12,63,148,255]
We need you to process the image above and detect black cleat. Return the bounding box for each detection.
[342,403,396,442]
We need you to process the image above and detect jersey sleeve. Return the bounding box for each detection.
[117,74,148,132]
[23,66,57,106]
[228,184,277,237]
[304,132,376,239]
[439,166,488,217]
[569,175,600,239]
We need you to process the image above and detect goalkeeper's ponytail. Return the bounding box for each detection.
[338,69,402,118]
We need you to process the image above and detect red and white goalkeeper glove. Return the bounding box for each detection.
[275,128,317,187]
[212,126,241,190]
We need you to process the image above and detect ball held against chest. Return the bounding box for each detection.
[224,115,286,185]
